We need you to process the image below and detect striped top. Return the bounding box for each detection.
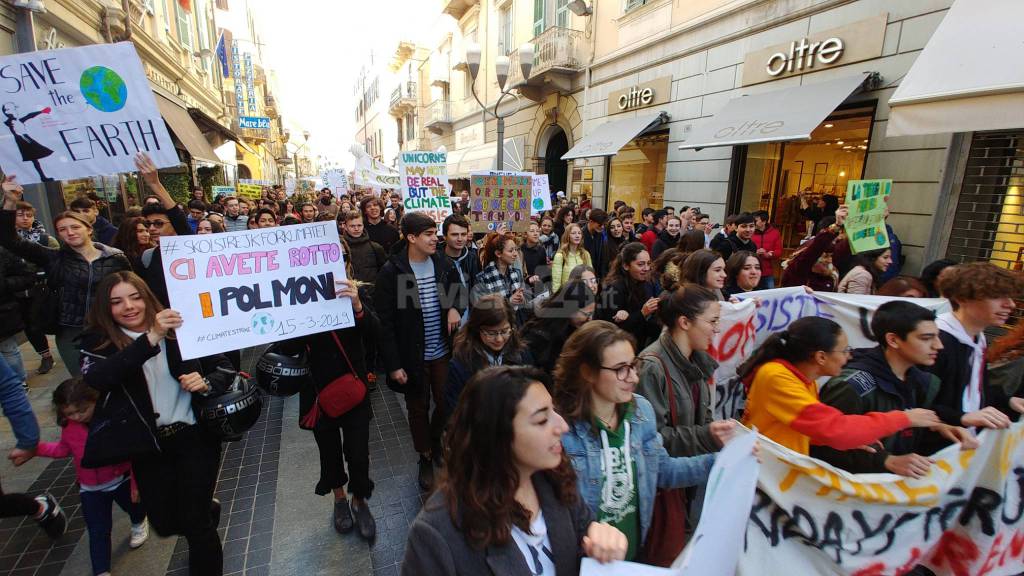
[410,257,448,361]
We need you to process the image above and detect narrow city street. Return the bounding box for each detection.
[0,340,422,576]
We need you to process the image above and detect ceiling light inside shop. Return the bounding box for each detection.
[836,140,844,145]
[824,123,834,128]
[839,171,846,177]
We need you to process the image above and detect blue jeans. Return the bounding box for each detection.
[0,336,26,386]
[0,355,38,450]
[80,479,146,576]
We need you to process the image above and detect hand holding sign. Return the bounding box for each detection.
[333,279,363,314]
[150,309,182,340]
[134,152,160,187]
[582,522,628,564]
[2,175,23,209]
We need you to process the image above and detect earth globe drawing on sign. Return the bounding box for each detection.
[251,313,275,336]
[79,66,128,112]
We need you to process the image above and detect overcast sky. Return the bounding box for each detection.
[248,0,441,169]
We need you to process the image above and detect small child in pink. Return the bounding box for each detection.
[36,378,149,576]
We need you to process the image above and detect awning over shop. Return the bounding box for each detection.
[189,107,238,143]
[679,74,867,150]
[886,0,1024,137]
[154,93,219,164]
[447,136,526,178]
[562,112,666,160]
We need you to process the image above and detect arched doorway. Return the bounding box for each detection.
[544,128,569,196]
[237,163,252,180]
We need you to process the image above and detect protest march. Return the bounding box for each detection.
[0,2,1023,575]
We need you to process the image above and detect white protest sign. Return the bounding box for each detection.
[353,149,400,188]
[160,222,354,359]
[738,422,1024,575]
[399,150,452,225]
[673,429,759,575]
[322,169,349,197]
[580,558,676,576]
[284,177,295,197]
[710,287,950,420]
[0,42,177,184]
[532,173,552,213]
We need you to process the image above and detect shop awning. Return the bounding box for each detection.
[679,74,868,150]
[154,93,219,164]
[188,107,238,143]
[447,136,526,178]
[562,112,667,160]
[886,0,1024,136]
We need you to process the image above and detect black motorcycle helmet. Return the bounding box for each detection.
[194,370,263,442]
[255,346,311,397]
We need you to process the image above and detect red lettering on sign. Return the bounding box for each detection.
[851,562,886,576]
[928,531,980,576]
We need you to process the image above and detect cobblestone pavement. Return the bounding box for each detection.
[0,338,425,576]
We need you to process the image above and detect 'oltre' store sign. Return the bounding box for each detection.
[741,14,887,86]
[607,76,672,115]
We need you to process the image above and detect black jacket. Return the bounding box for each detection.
[597,277,660,350]
[79,330,233,435]
[373,248,466,377]
[277,287,379,429]
[0,247,34,339]
[521,321,576,374]
[1,210,131,328]
[812,347,940,472]
[520,241,547,280]
[581,226,610,278]
[712,232,756,262]
[651,229,679,259]
[438,243,481,293]
[444,347,533,414]
[93,216,118,245]
[366,219,399,254]
[401,472,593,576]
[922,329,1016,452]
[345,232,386,286]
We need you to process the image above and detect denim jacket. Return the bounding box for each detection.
[561,394,715,544]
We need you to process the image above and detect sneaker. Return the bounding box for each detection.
[417,455,434,492]
[37,355,54,375]
[210,498,221,529]
[333,499,353,534]
[34,493,66,539]
[351,499,376,541]
[129,519,149,549]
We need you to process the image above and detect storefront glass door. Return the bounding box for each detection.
[607,132,668,212]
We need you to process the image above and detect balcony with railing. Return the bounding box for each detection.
[507,27,585,101]
[389,81,418,116]
[424,100,452,134]
[442,0,479,20]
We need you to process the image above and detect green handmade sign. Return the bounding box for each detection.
[844,179,891,254]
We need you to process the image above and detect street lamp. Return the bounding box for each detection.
[287,130,311,180]
[465,42,534,170]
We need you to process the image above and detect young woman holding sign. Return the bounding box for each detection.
[79,271,234,576]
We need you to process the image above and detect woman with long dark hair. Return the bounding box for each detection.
[553,205,576,240]
[838,248,892,294]
[555,321,727,562]
[722,251,762,299]
[606,217,627,257]
[402,365,628,574]
[445,294,531,412]
[521,280,596,373]
[110,216,152,270]
[739,316,941,455]
[79,271,233,575]
[598,242,660,349]
[679,249,727,301]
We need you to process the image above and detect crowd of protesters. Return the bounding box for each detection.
[0,152,1021,575]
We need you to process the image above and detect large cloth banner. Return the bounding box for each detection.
[739,422,1024,575]
[353,151,400,189]
[160,222,355,359]
[399,151,451,225]
[0,42,177,184]
[710,287,950,421]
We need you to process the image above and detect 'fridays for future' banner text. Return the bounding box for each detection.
[0,42,177,184]
[161,222,354,359]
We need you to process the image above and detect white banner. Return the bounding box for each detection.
[399,150,452,225]
[160,222,354,359]
[353,150,400,189]
[711,287,950,421]
[739,422,1024,575]
[0,42,177,184]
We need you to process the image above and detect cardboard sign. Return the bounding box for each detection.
[236,183,262,200]
[161,222,355,359]
[0,41,177,184]
[211,185,235,199]
[321,169,349,197]
[469,172,531,232]
[844,179,891,254]
[399,151,451,225]
[531,173,552,213]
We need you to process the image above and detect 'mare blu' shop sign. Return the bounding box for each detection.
[0,41,177,184]
[238,116,271,130]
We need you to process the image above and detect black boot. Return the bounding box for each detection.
[417,455,434,492]
[34,493,67,539]
[333,498,353,534]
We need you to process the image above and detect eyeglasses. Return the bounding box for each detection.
[600,359,641,381]
[832,346,853,355]
[481,327,513,339]
[696,317,721,329]
[143,220,168,228]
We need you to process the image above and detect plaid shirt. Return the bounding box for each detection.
[472,261,523,302]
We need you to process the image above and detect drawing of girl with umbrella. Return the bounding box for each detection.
[2,103,54,182]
